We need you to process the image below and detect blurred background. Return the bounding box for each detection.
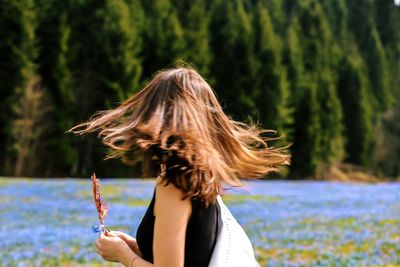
[1,1,400,266]
[1,0,399,180]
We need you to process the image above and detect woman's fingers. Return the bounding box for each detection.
[110,230,123,235]
[99,231,110,239]
[96,239,102,255]
[96,240,103,257]
[109,230,127,241]
[96,239,101,249]
[95,231,128,263]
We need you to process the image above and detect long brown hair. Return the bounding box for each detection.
[68,67,290,206]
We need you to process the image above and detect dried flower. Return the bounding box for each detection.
[91,173,108,233]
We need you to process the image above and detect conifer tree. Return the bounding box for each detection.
[285,18,317,178]
[373,107,400,178]
[1,0,40,175]
[53,11,78,174]
[284,20,304,97]
[56,0,110,176]
[320,0,347,38]
[290,83,321,178]
[0,1,18,172]
[171,0,212,77]
[100,0,143,102]
[347,0,393,110]
[11,77,53,176]
[252,4,291,141]
[338,53,374,167]
[209,0,257,119]
[375,0,400,102]
[291,0,344,176]
[316,72,344,169]
[140,0,186,77]
[262,0,285,35]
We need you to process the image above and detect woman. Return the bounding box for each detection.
[68,67,289,267]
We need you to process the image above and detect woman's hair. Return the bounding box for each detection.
[68,67,290,206]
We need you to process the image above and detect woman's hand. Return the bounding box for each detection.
[109,230,142,257]
[96,231,133,263]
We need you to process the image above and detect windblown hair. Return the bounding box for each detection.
[68,67,290,206]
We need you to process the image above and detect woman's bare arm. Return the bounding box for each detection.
[117,176,192,267]
[153,176,192,266]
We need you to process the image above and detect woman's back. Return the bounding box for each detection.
[136,188,220,267]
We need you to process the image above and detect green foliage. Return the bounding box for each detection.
[209,0,257,118]
[375,0,400,106]
[288,0,344,177]
[5,0,38,86]
[1,0,40,176]
[316,72,344,169]
[347,0,393,110]
[373,106,400,178]
[140,0,186,76]
[0,0,399,178]
[252,4,292,141]
[100,0,143,102]
[11,77,53,176]
[172,0,212,77]
[55,12,74,104]
[290,83,321,178]
[337,53,374,168]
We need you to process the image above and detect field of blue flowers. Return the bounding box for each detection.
[0,178,399,267]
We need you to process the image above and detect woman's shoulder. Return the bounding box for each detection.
[154,176,192,219]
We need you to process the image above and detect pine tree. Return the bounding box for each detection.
[337,53,374,167]
[171,0,212,77]
[252,4,292,141]
[316,71,344,170]
[375,0,400,54]
[100,0,143,103]
[53,11,77,175]
[56,0,109,176]
[262,0,285,35]
[320,0,348,38]
[373,107,400,178]
[290,83,321,178]
[209,0,257,120]
[375,0,400,103]
[285,17,318,178]
[1,0,40,175]
[11,77,53,176]
[290,0,345,177]
[284,19,304,98]
[140,0,186,77]
[347,0,393,110]
[0,1,19,173]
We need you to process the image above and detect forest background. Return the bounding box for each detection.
[1,0,399,180]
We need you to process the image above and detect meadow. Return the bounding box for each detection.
[0,178,399,267]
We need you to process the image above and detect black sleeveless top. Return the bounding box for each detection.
[136,188,219,267]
